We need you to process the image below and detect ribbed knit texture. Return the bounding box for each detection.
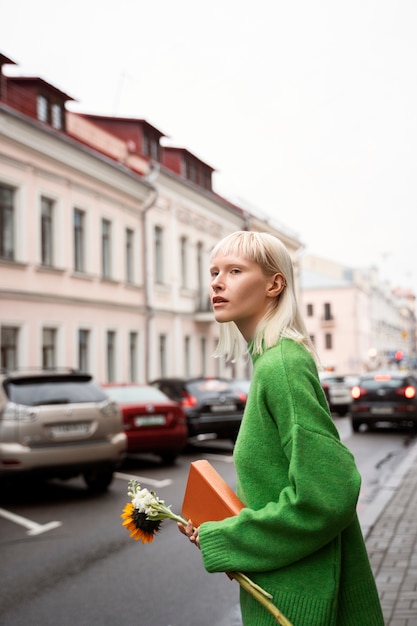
[199,339,384,625]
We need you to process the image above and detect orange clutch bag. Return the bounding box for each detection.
[181,459,244,526]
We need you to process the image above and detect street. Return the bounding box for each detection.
[0,420,415,626]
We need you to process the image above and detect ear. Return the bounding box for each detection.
[266,273,286,298]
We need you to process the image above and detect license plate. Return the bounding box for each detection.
[50,423,90,437]
[370,407,393,415]
[211,404,236,412]
[134,415,166,427]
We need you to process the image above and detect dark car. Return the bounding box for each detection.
[150,377,245,442]
[0,368,127,491]
[228,379,251,401]
[350,372,417,432]
[102,383,188,464]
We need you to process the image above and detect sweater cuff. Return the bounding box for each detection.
[199,520,232,573]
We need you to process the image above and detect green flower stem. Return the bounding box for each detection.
[155,509,294,626]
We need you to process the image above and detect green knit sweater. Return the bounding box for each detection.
[199,339,384,626]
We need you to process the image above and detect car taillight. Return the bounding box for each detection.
[351,386,367,399]
[2,402,38,421]
[181,394,198,408]
[396,386,416,399]
[99,399,119,416]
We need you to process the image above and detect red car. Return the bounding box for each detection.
[102,383,188,464]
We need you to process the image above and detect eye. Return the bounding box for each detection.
[210,270,219,278]
[231,268,241,275]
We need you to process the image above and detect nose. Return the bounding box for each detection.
[211,274,223,291]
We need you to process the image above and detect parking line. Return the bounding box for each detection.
[0,507,62,536]
[114,472,172,488]
[203,453,235,463]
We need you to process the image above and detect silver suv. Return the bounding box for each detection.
[0,368,127,491]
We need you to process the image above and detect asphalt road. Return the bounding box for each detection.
[0,421,415,626]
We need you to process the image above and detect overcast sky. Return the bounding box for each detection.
[2,0,416,292]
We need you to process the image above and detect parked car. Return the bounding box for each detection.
[319,372,352,416]
[102,383,188,465]
[0,368,127,491]
[343,374,361,389]
[350,372,417,432]
[150,377,245,442]
[228,379,251,401]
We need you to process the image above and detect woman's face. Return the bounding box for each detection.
[209,253,284,341]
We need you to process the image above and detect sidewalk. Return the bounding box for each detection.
[361,439,417,626]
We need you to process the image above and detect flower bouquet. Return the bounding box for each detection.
[121,479,293,626]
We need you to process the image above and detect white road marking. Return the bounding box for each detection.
[114,472,172,488]
[0,507,62,536]
[203,453,234,463]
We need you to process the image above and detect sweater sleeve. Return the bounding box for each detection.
[199,342,361,574]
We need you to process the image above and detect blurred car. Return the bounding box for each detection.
[343,374,361,389]
[102,383,188,465]
[228,379,251,401]
[0,368,127,491]
[319,372,352,416]
[350,372,417,432]
[150,377,245,442]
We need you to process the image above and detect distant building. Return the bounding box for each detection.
[300,255,416,373]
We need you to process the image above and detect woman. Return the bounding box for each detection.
[180,231,384,626]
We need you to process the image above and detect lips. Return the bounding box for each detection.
[212,296,228,305]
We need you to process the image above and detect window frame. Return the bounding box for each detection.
[0,184,15,260]
[73,208,85,272]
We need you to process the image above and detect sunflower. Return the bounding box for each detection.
[121,502,162,543]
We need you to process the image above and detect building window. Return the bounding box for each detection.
[325,333,333,350]
[214,338,221,377]
[74,208,85,272]
[51,104,63,130]
[158,334,167,377]
[125,228,134,283]
[42,327,56,368]
[324,302,332,321]
[0,184,14,260]
[197,241,205,309]
[307,303,314,317]
[41,196,54,266]
[180,236,188,288]
[142,128,160,161]
[154,225,164,284]
[184,335,191,378]
[1,326,18,369]
[101,219,112,279]
[37,95,49,122]
[107,331,116,382]
[129,331,138,382]
[200,336,207,376]
[78,329,89,372]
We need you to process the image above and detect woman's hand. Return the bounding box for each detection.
[177,519,200,548]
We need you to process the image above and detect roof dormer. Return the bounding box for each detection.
[1,74,74,131]
[162,146,214,191]
[76,114,165,163]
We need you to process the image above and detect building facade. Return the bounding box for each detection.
[0,52,302,383]
[300,254,417,373]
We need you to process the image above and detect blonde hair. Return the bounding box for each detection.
[210,231,318,363]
